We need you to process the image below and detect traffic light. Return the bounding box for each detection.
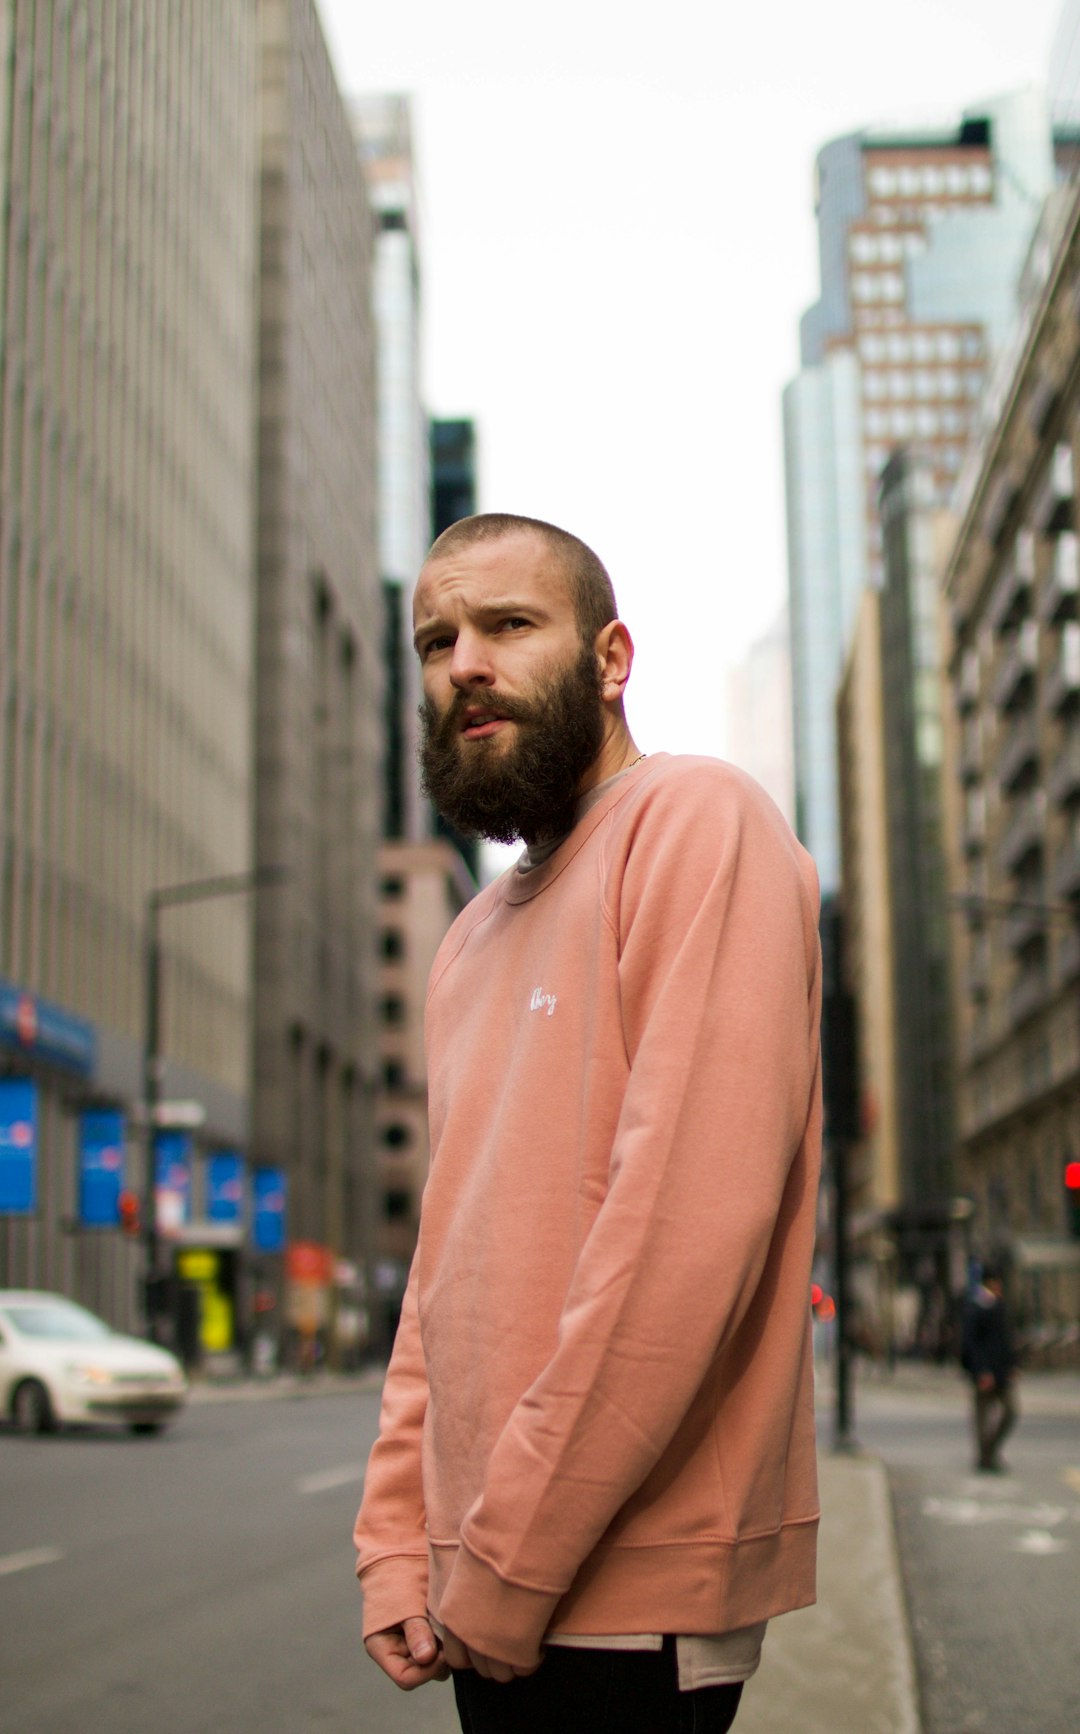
[1066,1161,1080,1239]
[118,1189,140,1237]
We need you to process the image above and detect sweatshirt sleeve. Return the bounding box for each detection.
[353,1256,432,1638]
[435,767,821,1664]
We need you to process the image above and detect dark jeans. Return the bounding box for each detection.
[452,1638,744,1734]
[974,1378,1018,1468]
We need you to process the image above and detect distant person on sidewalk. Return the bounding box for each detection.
[961,1262,1018,1473]
[354,514,823,1733]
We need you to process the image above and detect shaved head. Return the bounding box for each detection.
[424,513,618,646]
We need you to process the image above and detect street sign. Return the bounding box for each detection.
[79,1108,125,1228]
[0,1079,37,1213]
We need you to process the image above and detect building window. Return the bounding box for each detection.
[382,1059,406,1090]
[380,874,406,899]
[382,1122,412,1150]
[381,928,405,961]
[384,1188,412,1221]
[381,994,406,1025]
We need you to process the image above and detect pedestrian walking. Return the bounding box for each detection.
[961,1261,1018,1473]
[354,514,824,1733]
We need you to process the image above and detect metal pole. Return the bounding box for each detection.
[833,1129,855,1450]
[137,867,286,1342]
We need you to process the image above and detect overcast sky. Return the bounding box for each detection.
[319,0,1063,796]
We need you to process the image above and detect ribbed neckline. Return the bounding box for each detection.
[501,755,667,905]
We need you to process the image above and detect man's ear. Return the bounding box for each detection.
[595,620,634,704]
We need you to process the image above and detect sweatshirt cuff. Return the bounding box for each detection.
[435,1544,561,1669]
[359,1553,431,1641]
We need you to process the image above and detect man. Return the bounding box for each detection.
[355,514,823,1733]
[961,1262,1018,1473]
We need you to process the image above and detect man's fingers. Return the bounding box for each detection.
[402,1616,438,1665]
[365,1624,449,1692]
[441,1629,472,1671]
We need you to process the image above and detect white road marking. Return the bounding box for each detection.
[1012,1530,1069,1556]
[922,1497,1067,1527]
[296,1464,365,1495]
[0,1546,64,1577]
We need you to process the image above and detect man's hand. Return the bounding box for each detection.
[365,1617,450,1690]
[440,1625,542,1683]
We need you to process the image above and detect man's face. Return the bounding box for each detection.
[413,534,606,844]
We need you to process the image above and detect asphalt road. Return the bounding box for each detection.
[853,1368,1080,1734]
[0,1382,459,1734]
[5,1367,1078,1734]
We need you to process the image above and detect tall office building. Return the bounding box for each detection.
[879,455,956,1225]
[835,587,902,1346]
[1051,0,1080,129]
[726,607,795,826]
[0,3,258,1326]
[785,92,1060,892]
[431,417,477,536]
[943,160,1080,1354]
[429,416,481,879]
[352,93,430,845]
[252,0,381,1280]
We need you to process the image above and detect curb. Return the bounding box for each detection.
[186,1367,385,1404]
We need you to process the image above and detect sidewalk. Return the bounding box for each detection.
[736,1445,920,1734]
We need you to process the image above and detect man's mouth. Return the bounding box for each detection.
[460,707,513,740]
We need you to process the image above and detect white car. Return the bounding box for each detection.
[0,1290,188,1436]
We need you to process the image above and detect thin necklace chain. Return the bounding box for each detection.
[626,752,647,770]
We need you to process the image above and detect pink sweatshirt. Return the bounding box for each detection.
[355,755,822,1668]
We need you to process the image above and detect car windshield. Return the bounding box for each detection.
[5,1303,114,1343]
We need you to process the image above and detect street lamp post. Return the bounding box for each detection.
[141,866,285,1341]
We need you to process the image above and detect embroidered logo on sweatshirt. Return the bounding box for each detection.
[529,987,557,1017]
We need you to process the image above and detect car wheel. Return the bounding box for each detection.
[12,1378,56,1435]
[129,1421,165,1436]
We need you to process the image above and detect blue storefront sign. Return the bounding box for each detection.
[154,1129,193,1234]
[79,1108,125,1228]
[0,1078,38,1214]
[207,1150,245,1224]
[0,977,96,1076]
[252,1167,286,1252]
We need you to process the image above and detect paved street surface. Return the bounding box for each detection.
[0,1380,458,1734]
[2,1362,1077,1733]
[851,1362,1080,1734]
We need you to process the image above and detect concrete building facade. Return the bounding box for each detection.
[0,1,258,1329]
[372,839,474,1344]
[352,92,430,846]
[835,589,901,1344]
[786,94,1061,893]
[252,0,381,1290]
[944,170,1080,1356]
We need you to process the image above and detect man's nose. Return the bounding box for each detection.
[449,630,496,689]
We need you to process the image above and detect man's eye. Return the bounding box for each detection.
[422,636,453,657]
[501,617,531,631]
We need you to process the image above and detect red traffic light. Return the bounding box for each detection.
[118,1189,140,1235]
[1066,1162,1080,1191]
[810,1283,824,1308]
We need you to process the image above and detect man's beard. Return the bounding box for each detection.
[419,643,606,846]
